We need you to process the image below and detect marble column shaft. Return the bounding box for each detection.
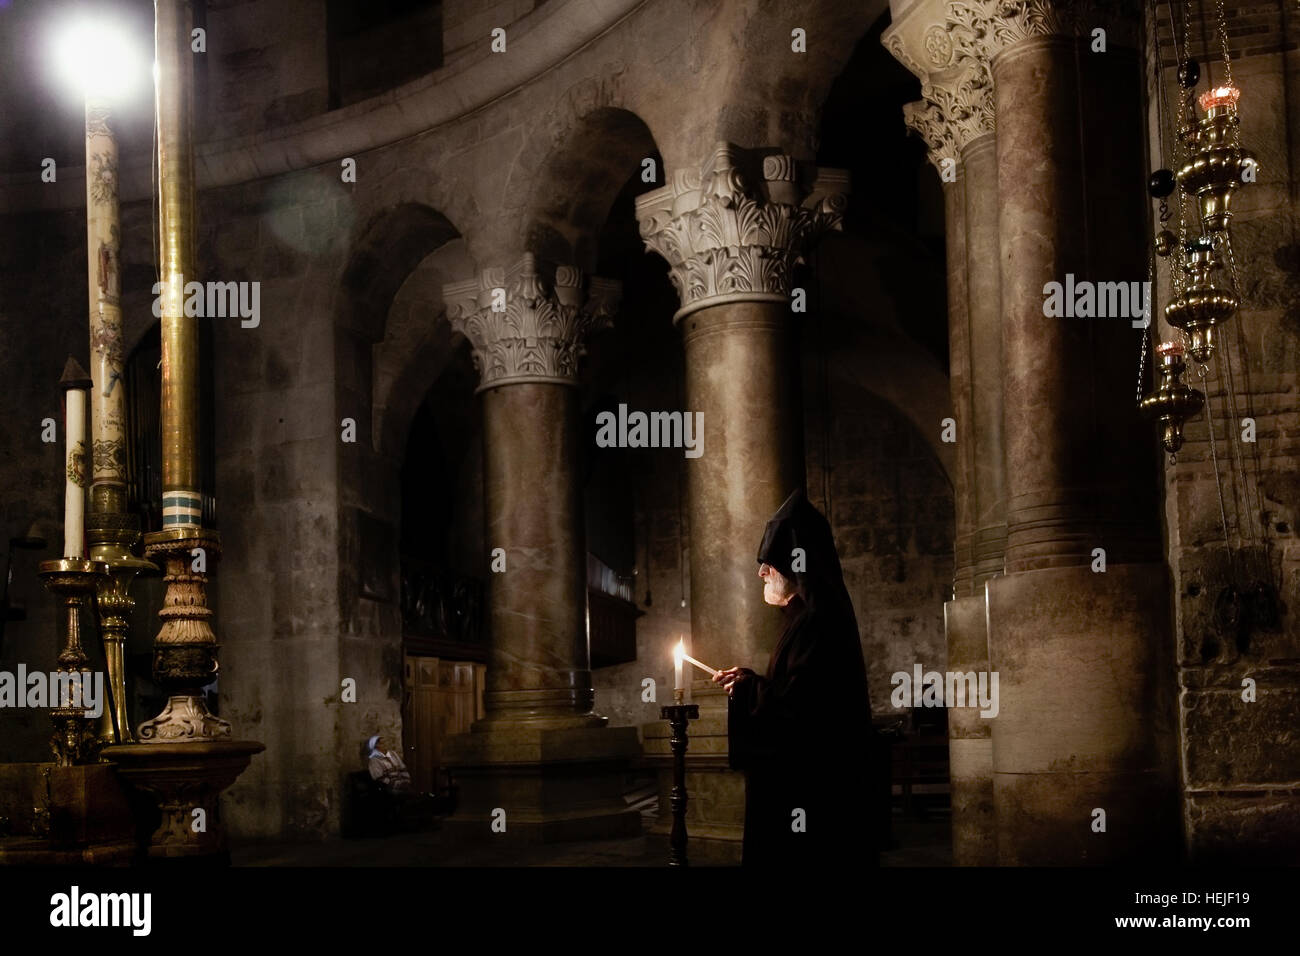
[679,302,805,675]
[480,383,594,725]
[961,133,1007,588]
[994,36,1159,572]
[943,174,976,598]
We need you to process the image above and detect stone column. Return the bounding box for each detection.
[439,253,642,843]
[962,130,1007,589]
[951,0,1180,863]
[899,35,1000,864]
[635,143,846,858]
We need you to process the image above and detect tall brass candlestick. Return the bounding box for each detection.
[138,0,228,741]
[83,92,156,747]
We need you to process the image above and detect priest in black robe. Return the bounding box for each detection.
[715,488,878,867]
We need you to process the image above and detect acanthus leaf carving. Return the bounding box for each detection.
[635,143,848,322]
[443,253,620,392]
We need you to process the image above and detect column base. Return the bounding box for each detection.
[945,595,996,866]
[440,725,642,844]
[987,563,1180,865]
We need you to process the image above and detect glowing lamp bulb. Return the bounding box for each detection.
[52,18,143,102]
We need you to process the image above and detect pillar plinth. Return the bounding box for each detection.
[987,565,1180,864]
[945,594,995,865]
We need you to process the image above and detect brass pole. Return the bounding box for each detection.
[155,0,200,509]
[139,0,228,741]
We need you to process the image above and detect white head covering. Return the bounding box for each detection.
[366,734,382,758]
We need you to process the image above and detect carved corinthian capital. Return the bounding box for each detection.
[635,143,848,322]
[443,253,620,392]
[885,0,995,174]
[905,57,995,174]
[948,0,1138,62]
[903,98,959,176]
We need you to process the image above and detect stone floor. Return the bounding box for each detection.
[230,810,953,867]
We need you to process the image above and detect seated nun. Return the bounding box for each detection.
[366,735,413,793]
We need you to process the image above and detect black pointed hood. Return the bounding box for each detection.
[757,488,856,623]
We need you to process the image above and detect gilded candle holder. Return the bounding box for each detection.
[38,558,110,766]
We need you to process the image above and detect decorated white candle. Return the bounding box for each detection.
[85,97,129,513]
[60,357,92,558]
[674,638,684,691]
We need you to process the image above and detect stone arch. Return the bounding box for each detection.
[335,202,461,346]
[331,201,466,651]
[671,0,890,163]
[511,105,661,272]
[373,240,476,461]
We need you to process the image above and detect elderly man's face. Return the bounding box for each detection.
[758,563,797,606]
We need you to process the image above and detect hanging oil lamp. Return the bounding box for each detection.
[1164,236,1238,363]
[1140,341,1204,460]
[1177,84,1257,235]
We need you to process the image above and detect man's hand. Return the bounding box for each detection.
[713,666,754,697]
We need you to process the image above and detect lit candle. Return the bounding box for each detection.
[681,650,719,678]
[674,638,684,692]
[1198,85,1240,114]
[59,357,92,559]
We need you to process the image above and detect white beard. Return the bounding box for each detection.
[763,573,796,606]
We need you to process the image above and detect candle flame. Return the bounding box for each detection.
[1198,85,1240,112]
[674,639,684,663]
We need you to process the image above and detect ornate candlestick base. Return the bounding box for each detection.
[89,517,157,746]
[660,697,699,866]
[103,739,264,859]
[38,558,109,766]
[139,527,229,741]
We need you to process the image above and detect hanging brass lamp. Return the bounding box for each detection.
[1177,84,1257,235]
[1140,341,1204,459]
[1164,237,1238,363]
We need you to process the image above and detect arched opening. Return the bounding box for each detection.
[396,343,485,795]
[333,203,466,796]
